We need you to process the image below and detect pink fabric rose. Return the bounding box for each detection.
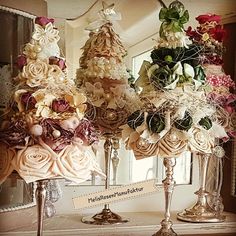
[35,17,54,27]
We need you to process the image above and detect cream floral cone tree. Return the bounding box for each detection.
[0,17,105,185]
[76,6,140,134]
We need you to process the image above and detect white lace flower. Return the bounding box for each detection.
[32,23,60,46]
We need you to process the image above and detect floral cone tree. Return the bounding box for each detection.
[121,1,229,235]
[77,18,140,134]
[76,4,140,225]
[185,14,236,217]
[0,17,105,185]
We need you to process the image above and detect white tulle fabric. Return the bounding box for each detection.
[1,142,105,184]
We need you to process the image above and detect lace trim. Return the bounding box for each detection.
[0,5,36,19]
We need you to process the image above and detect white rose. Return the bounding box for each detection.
[21,59,48,87]
[188,127,214,154]
[12,145,54,183]
[55,145,105,184]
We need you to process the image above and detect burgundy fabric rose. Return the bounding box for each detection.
[49,56,66,70]
[0,121,28,146]
[16,55,27,70]
[52,99,70,113]
[40,119,74,152]
[196,14,221,24]
[35,17,54,27]
[21,92,37,110]
[75,119,98,146]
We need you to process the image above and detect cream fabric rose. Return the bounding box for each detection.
[53,144,105,184]
[11,145,54,183]
[129,138,159,160]
[32,23,60,46]
[158,129,187,158]
[0,143,15,184]
[188,127,214,154]
[21,59,49,87]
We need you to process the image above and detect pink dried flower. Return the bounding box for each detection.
[75,119,98,146]
[0,120,28,146]
[40,119,74,152]
[49,56,66,70]
[52,99,70,113]
[21,92,37,110]
[196,14,221,24]
[16,55,27,70]
[35,17,54,27]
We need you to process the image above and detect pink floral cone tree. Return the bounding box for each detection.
[187,14,236,139]
[0,17,105,185]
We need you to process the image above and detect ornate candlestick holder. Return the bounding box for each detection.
[36,179,49,236]
[153,157,177,236]
[82,133,128,224]
[177,153,225,223]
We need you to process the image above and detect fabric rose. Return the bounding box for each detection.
[40,119,74,152]
[129,138,159,160]
[75,119,98,146]
[198,116,212,130]
[35,17,54,27]
[21,92,37,110]
[32,22,60,46]
[49,56,66,70]
[0,121,28,147]
[0,143,15,184]
[196,14,221,24]
[174,111,193,131]
[51,99,70,113]
[146,113,165,133]
[11,145,54,183]
[158,129,187,158]
[127,110,144,130]
[188,127,214,154]
[54,144,105,184]
[16,55,27,70]
[21,59,48,87]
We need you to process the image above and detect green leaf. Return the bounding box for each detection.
[180,10,189,24]
[159,8,168,21]
[167,8,180,20]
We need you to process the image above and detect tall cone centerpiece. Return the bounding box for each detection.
[76,2,140,225]
[120,0,230,235]
[0,17,105,236]
[177,13,236,223]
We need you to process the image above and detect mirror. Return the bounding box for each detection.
[0,6,35,212]
[0,173,36,213]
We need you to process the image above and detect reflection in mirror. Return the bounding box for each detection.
[0,173,36,212]
[66,141,192,186]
